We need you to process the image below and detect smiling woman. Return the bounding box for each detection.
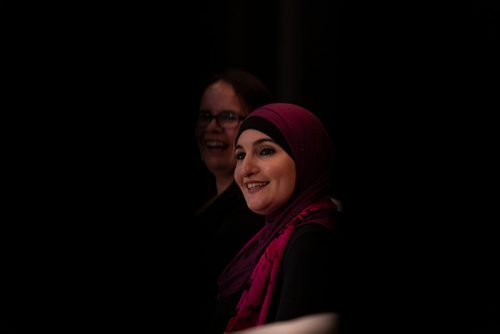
[192,69,274,333]
[195,70,274,200]
[215,103,346,333]
[234,129,296,215]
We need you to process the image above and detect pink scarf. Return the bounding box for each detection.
[225,198,336,332]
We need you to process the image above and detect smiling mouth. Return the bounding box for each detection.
[246,182,269,190]
[205,140,228,149]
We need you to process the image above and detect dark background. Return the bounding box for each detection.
[4,1,498,333]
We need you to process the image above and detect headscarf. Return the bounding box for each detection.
[217,103,337,331]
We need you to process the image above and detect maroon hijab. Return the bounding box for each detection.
[217,103,336,329]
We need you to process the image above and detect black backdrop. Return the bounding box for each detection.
[4,1,498,333]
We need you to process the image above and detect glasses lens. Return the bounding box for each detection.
[197,112,212,127]
[218,112,239,128]
[197,111,242,129]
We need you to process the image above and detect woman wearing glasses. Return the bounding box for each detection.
[193,69,274,333]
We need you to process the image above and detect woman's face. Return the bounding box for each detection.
[234,129,296,215]
[195,81,246,177]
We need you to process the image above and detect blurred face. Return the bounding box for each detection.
[195,81,246,177]
[234,129,296,215]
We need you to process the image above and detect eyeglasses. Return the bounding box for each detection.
[196,111,245,129]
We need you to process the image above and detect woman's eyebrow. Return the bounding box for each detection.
[236,137,276,150]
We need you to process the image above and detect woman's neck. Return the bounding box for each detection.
[215,174,233,196]
[195,174,234,216]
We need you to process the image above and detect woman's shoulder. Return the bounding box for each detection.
[285,214,345,260]
[289,223,336,247]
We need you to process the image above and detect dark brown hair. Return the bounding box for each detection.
[205,69,273,115]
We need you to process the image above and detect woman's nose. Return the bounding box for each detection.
[237,156,257,177]
[206,117,223,130]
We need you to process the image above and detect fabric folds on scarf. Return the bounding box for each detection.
[224,197,337,332]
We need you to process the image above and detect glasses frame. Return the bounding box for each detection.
[196,111,245,129]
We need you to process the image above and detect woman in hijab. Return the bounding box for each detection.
[216,103,345,333]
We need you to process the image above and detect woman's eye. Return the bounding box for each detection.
[260,148,275,156]
[199,112,212,120]
[220,112,237,121]
[235,152,245,160]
